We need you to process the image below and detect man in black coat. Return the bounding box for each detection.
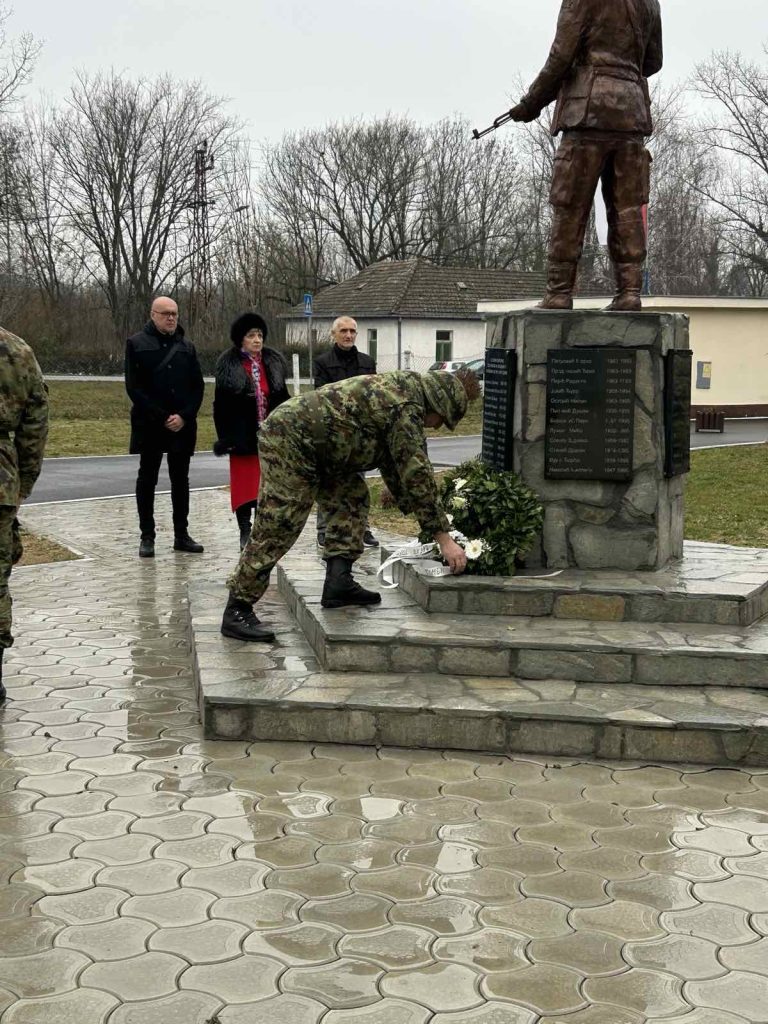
[312,316,378,548]
[125,296,205,558]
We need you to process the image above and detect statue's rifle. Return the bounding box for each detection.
[472,110,515,140]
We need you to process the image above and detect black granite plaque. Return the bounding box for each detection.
[664,349,693,477]
[481,348,516,471]
[546,348,636,481]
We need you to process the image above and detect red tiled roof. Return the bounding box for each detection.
[283,259,553,320]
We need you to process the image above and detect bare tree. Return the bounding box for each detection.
[693,48,768,291]
[49,72,240,340]
[0,2,40,114]
[261,116,424,274]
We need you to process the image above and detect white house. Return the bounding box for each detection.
[479,295,768,415]
[282,259,551,372]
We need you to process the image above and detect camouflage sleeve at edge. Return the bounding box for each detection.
[16,357,49,500]
[386,404,449,538]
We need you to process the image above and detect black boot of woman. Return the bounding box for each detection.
[235,501,257,550]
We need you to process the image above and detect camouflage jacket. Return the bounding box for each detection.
[0,327,49,506]
[273,371,451,537]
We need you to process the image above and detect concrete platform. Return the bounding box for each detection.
[280,563,768,689]
[191,580,768,767]
[394,540,768,627]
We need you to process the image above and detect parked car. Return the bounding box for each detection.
[462,357,486,380]
[429,360,466,372]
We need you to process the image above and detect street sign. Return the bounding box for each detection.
[303,293,313,317]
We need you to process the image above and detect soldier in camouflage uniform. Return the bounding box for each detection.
[0,327,49,702]
[222,370,469,642]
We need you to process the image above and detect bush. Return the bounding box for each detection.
[424,458,544,576]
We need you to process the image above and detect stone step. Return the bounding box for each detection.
[391,540,768,627]
[189,583,768,767]
[278,563,768,689]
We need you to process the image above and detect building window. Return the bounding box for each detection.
[435,330,453,362]
[367,328,378,362]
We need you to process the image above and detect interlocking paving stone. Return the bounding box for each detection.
[80,951,187,1001]
[2,492,768,1021]
[107,991,223,1024]
[1,987,120,1024]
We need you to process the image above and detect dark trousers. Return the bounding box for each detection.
[136,450,191,538]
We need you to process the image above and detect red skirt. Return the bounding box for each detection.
[229,455,261,511]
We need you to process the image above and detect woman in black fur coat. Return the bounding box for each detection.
[213,313,290,548]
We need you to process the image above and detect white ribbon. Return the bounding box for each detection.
[377,541,447,588]
[377,533,470,588]
[377,535,566,590]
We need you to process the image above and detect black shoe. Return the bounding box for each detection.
[0,648,5,704]
[321,556,382,609]
[239,526,251,550]
[363,530,380,548]
[174,534,204,553]
[317,532,325,548]
[139,537,155,558]
[221,595,275,643]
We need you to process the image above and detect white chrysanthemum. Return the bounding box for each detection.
[453,477,468,491]
[451,495,468,510]
[464,538,485,560]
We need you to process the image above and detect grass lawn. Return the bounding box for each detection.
[685,445,768,547]
[17,526,79,566]
[44,381,483,458]
[45,381,216,457]
[369,445,768,548]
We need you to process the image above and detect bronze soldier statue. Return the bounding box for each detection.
[508,0,663,311]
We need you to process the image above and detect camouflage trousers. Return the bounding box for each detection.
[0,506,23,649]
[227,419,368,605]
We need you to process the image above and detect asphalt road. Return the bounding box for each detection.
[25,421,768,505]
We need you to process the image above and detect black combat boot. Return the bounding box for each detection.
[235,505,253,551]
[321,556,382,609]
[221,593,275,642]
[0,648,6,705]
[174,534,204,553]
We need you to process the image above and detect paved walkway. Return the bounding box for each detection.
[2,491,768,1023]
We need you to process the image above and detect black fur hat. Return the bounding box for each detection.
[230,312,268,346]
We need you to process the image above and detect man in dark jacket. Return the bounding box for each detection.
[312,315,379,549]
[125,296,205,558]
[509,0,663,311]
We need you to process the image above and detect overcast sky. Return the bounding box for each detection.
[11,0,768,143]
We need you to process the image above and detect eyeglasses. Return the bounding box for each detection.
[154,311,178,319]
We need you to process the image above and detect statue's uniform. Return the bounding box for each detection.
[518,0,663,303]
[0,328,49,650]
[228,371,460,605]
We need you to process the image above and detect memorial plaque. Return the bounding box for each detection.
[665,349,693,477]
[481,348,516,471]
[546,347,636,480]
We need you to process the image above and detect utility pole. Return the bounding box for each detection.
[189,139,214,340]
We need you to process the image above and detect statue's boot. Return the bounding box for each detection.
[605,263,643,312]
[321,556,381,609]
[538,261,577,310]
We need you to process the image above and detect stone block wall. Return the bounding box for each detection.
[486,309,689,571]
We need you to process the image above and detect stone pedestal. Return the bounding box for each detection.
[486,309,690,571]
